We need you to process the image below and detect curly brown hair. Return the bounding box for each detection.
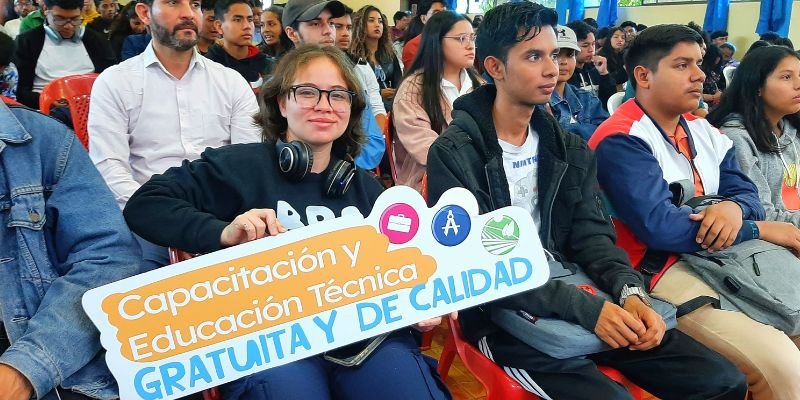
[254,45,367,159]
[349,5,395,66]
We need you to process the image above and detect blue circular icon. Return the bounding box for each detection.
[431,205,471,247]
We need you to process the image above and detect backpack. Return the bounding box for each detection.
[490,261,677,359]
[681,240,800,336]
[639,185,800,336]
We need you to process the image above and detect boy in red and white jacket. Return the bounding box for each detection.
[590,24,800,399]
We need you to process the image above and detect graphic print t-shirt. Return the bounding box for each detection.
[498,127,541,230]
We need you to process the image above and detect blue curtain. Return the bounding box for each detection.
[703,0,729,33]
[557,0,569,24]
[556,0,585,24]
[756,0,792,37]
[569,0,585,22]
[596,0,618,28]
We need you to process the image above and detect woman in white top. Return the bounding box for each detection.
[392,11,482,191]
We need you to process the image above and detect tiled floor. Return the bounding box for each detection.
[422,324,487,400]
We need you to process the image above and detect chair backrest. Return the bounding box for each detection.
[39,73,99,150]
[607,92,625,114]
[722,66,736,86]
[421,173,428,202]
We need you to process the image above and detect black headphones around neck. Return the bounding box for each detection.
[275,139,356,198]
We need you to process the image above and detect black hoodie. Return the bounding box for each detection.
[205,43,270,87]
[426,84,645,344]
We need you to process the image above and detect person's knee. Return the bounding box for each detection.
[743,346,800,394]
[702,359,748,400]
[333,334,448,400]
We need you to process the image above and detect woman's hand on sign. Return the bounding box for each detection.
[412,312,458,332]
[220,208,287,247]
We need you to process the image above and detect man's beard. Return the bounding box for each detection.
[151,19,199,51]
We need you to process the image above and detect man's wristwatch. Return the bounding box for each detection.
[619,284,652,307]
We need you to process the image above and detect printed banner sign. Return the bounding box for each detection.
[82,187,550,399]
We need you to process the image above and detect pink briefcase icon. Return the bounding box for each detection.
[386,214,412,233]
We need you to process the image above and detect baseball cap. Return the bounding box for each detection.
[555,25,581,52]
[282,0,346,28]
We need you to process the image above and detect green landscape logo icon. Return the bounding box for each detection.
[481,216,520,255]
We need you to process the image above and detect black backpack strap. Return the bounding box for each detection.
[676,295,720,317]
[638,249,670,290]
[684,195,727,209]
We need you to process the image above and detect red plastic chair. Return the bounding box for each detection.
[168,248,222,400]
[437,318,647,400]
[39,73,99,150]
[421,173,428,202]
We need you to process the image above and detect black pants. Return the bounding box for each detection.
[481,329,747,400]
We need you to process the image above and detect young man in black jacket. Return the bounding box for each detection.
[13,0,114,108]
[426,3,747,399]
[204,0,268,89]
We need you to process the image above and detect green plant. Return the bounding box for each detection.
[479,0,495,13]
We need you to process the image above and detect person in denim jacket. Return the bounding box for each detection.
[0,100,142,400]
[545,25,608,141]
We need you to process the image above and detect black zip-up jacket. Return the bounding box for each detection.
[13,25,115,109]
[426,85,644,344]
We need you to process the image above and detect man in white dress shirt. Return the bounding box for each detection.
[88,0,260,270]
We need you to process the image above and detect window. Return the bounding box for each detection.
[580,0,757,9]
[456,0,480,13]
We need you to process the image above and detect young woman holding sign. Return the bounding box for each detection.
[123,44,451,400]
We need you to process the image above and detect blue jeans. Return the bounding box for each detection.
[221,331,451,400]
[133,233,169,272]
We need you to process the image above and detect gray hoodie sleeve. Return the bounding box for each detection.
[721,124,800,226]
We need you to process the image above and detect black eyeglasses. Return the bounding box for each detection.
[50,14,83,26]
[289,85,355,113]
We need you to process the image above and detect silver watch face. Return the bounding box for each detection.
[621,286,651,306]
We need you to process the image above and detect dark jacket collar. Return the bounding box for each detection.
[450,84,568,165]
